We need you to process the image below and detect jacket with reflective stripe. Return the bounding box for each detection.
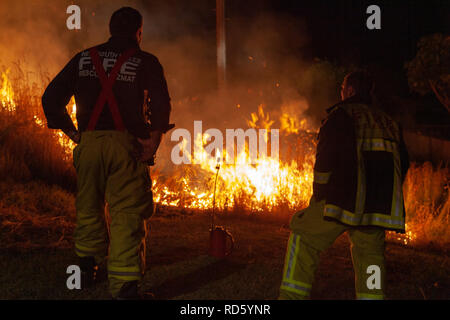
[313,96,409,232]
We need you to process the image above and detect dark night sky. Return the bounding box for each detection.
[228,0,449,68]
[229,0,448,122]
[140,0,448,98]
[145,0,449,66]
[141,0,449,67]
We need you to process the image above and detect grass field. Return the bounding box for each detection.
[0,187,448,300]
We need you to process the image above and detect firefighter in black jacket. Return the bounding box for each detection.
[42,7,172,299]
[279,71,409,300]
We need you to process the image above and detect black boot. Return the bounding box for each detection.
[79,256,99,289]
[115,281,155,300]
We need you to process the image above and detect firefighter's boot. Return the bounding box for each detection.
[114,281,155,300]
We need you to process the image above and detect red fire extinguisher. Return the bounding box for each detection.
[209,226,234,259]
[208,155,234,259]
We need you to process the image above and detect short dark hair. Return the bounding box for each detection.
[109,7,143,37]
[344,70,374,100]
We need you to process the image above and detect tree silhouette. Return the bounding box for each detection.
[406,34,450,112]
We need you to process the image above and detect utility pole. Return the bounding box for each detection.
[216,0,226,91]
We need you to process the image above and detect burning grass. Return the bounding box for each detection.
[393,162,450,248]
[0,65,449,251]
[0,66,76,187]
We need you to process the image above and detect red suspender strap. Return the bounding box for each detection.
[86,47,137,131]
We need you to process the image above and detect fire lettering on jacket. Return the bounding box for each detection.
[78,51,141,83]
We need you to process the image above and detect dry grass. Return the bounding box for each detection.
[0,181,75,249]
[400,162,450,248]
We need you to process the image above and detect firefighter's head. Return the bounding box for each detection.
[341,71,374,102]
[110,7,143,44]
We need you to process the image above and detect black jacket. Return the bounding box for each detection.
[313,95,410,229]
[42,36,171,139]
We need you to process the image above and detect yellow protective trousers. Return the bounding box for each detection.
[279,198,386,300]
[72,131,154,297]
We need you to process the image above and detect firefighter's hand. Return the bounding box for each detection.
[63,129,81,144]
[137,131,162,162]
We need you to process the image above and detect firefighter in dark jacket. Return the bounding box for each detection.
[279,71,409,300]
[42,7,172,299]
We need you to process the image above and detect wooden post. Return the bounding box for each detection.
[216,0,226,91]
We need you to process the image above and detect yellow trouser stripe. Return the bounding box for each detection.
[289,279,312,288]
[357,293,384,300]
[281,235,293,279]
[284,234,301,280]
[281,233,312,297]
[108,266,142,281]
[281,281,311,296]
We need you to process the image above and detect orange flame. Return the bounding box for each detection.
[0,69,16,111]
[152,104,315,212]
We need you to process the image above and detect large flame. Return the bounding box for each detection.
[151,103,315,212]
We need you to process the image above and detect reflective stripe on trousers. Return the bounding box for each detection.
[357,292,385,300]
[280,198,386,300]
[279,233,312,298]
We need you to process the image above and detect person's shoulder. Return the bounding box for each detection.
[326,101,351,120]
[370,106,401,130]
[334,99,373,120]
[319,102,355,132]
[138,50,162,65]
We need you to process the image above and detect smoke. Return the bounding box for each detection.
[0,1,144,78]
[0,1,74,76]
[0,1,343,161]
